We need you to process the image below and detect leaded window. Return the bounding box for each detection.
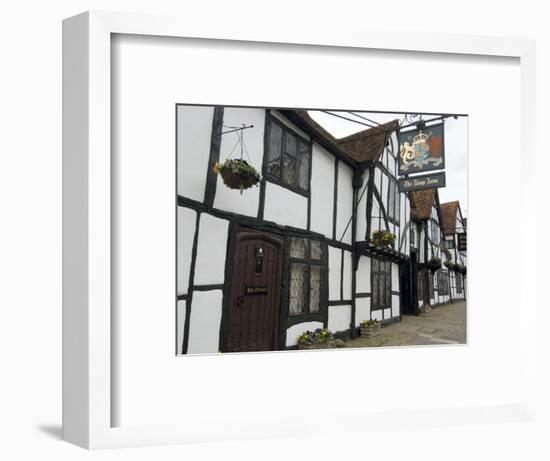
[437,271,450,296]
[456,272,463,294]
[372,259,391,310]
[288,237,327,316]
[386,174,400,224]
[266,116,311,194]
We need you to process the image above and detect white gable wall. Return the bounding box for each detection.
[263,181,308,229]
[356,256,371,293]
[355,298,371,326]
[342,250,352,300]
[194,214,229,285]
[177,207,196,295]
[336,161,354,244]
[310,143,335,238]
[328,246,341,301]
[328,305,352,333]
[176,300,186,356]
[177,105,214,201]
[186,290,223,354]
[356,169,369,241]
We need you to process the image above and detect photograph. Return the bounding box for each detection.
[176,105,467,355]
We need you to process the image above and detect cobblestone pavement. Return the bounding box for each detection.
[345,301,467,348]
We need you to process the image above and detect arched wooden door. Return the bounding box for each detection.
[227,231,283,352]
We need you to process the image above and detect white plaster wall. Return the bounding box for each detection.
[176,300,186,356]
[372,310,383,321]
[336,161,354,244]
[391,263,399,291]
[177,207,196,295]
[285,321,323,347]
[392,295,400,317]
[355,297,371,326]
[328,305,351,333]
[177,105,214,201]
[186,290,223,354]
[328,246,341,301]
[194,213,229,285]
[310,143,335,238]
[374,166,381,189]
[384,308,391,319]
[371,199,381,234]
[356,256,371,293]
[356,170,369,241]
[381,170,388,216]
[263,181,308,230]
[342,250,352,300]
[213,107,265,217]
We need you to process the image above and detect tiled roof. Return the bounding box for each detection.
[440,201,460,235]
[336,120,399,164]
[410,189,435,221]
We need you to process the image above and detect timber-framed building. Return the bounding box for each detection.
[177,105,465,354]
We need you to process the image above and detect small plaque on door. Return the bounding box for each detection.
[245,286,268,296]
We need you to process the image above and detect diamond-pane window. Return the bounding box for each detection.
[290,238,308,259]
[289,263,307,315]
[287,237,327,317]
[310,240,324,260]
[267,122,282,177]
[372,258,391,310]
[309,266,322,312]
[265,116,311,193]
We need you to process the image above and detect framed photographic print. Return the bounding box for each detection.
[63,11,537,449]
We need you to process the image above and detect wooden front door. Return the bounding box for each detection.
[227,230,283,352]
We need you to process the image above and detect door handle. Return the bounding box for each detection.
[237,296,245,306]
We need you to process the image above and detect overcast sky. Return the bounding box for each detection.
[308,111,468,217]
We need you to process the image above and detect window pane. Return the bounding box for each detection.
[282,154,296,186]
[297,141,310,191]
[289,263,307,315]
[380,274,386,306]
[310,240,324,260]
[309,266,322,312]
[284,131,297,157]
[282,132,297,186]
[372,273,379,307]
[289,237,308,259]
[267,122,282,178]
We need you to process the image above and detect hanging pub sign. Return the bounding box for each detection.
[457,233,467,252]
[398,172,446,193]
[398,123,445,176]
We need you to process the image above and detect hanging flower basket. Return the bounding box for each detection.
[427,257,442,274]
[213,159,261,193]
[456,264,467,275]
[371,230,396,248]
[444,260,453,269]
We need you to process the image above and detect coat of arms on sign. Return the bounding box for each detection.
[399,123,444,174]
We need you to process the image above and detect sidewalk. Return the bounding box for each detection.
[345,301,467,348]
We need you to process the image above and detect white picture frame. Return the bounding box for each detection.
[62,10,537,449]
